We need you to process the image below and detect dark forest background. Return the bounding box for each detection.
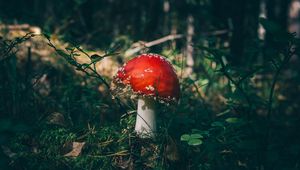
[1,0,300,169]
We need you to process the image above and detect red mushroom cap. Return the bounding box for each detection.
[114,53,180,102]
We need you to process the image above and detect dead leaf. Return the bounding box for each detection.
[47,112,66,126]
[165,137,179,161]
[64,142,85,157]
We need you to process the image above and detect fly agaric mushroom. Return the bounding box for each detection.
[113,53,180,138]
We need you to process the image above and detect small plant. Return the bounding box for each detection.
[180,133,203,146]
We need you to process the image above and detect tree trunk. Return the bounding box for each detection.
[215,0,260,65]
[288,0,300,35]
[258,0,267,40]
[185,14,194,76]
[229,0,246,65]
[163,0,170,36]
[244,0,260,64]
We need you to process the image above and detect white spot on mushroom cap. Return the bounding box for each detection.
[130,94,137,99]
[125,75,131,81]
[141,53,176,72]
[136,74,144,78]
[145,85,155,91]
[144,68,153,73]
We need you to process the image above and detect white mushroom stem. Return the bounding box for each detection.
[135,97,156,138]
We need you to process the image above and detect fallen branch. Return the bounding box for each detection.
[124,34,183,57]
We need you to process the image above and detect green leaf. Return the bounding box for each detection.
[81,63,90,69]
[211,121,224,127]
[73,53,81,56]
[190,133,203,139]
[91,54,102,60]
[180,134,190,141]
[65,46,75,51]
[216,109,231,117]
[188,138,203,146]
[225,117,240,123]
[91,54,104,63]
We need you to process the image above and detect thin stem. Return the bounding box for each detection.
[262,43,293,169]
[44,36,127,113]
[218,56,252,114]
[267,49,293,117]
